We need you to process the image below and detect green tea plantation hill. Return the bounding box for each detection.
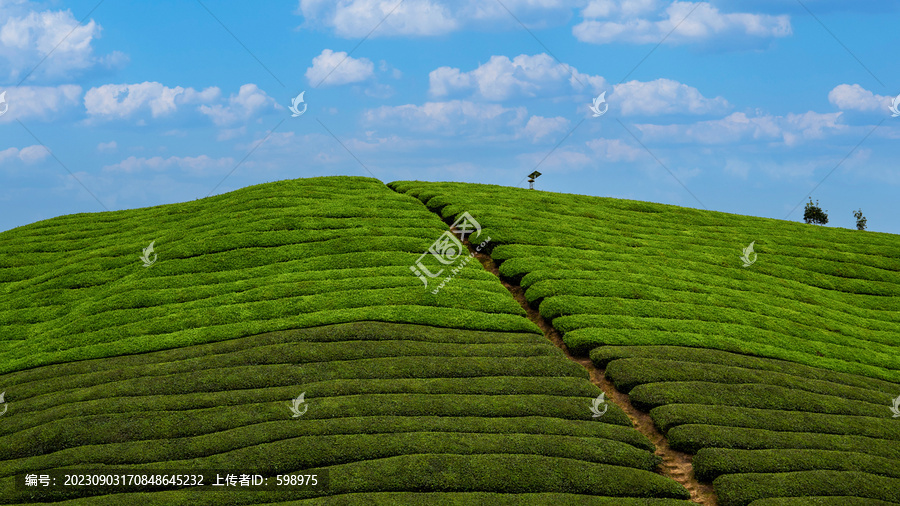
[0,176,692,505]
[1,175,899,504]
[391,180,900,505]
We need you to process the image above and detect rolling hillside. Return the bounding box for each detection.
[0,177,689,504]
[391,180,900,505]
[0,176,535,375]
[1,175,898,504]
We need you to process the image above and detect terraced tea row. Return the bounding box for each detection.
[0,177,536,375]
[0,322,691,504]
[591,345,900,505]
[389,180,900,383]
[6,176,899,505]
[391,180,900,505]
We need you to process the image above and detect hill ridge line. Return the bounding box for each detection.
[449,221,717,506]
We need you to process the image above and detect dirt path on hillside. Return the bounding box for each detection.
[460,233,717,506]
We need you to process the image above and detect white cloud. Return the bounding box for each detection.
[520,115,570,141]
[297,0,792,47]
[0,144,49,164]
[380,60,403,79]
[0,148,15,165]
[725,152,866,182]
[297,0,586,37]
[428,58,723,117]
[342,133,440,153]
[97,141,117,152]
[362,98,572,142]
[17,144,47,163]
[298,0,459,37]
[723,157,751,178]
[216,127,246,141]
[582,0,662,18]
[633,110,845,146]
[102,155,235,177]
[515,148,595,173]
[363,100,527,135]
[84,82,219,121]
[573,1,791,46]
[612,78,730,115]
[85,82,277,126]
[429,66,473,97]
[0,6,127,81]
[244,131,297,149]
[364,82,395,99]
[305,49,374,86]
[0,85,81,122]
[828,84,895,113]
[429,53,607,100]
[198,84,280,126]
[586,137,644,161]
[780,111,845,146]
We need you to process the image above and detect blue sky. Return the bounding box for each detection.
[1,0,898,234]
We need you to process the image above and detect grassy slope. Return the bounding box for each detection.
[389,180,900,383]
[390,180,900,505]
[595,346,900,505]
[0,177,690,504]
[0,322,691,504]
[0,176,536,375]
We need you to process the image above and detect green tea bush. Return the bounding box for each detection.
[714,470,900,506]
[605,358,891,404]
[650,403,900,440]
[747,497,895,505]
[588,346,899,394]
[629,382,887,417]
[667,424,900,460]
[692,448,900,482]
